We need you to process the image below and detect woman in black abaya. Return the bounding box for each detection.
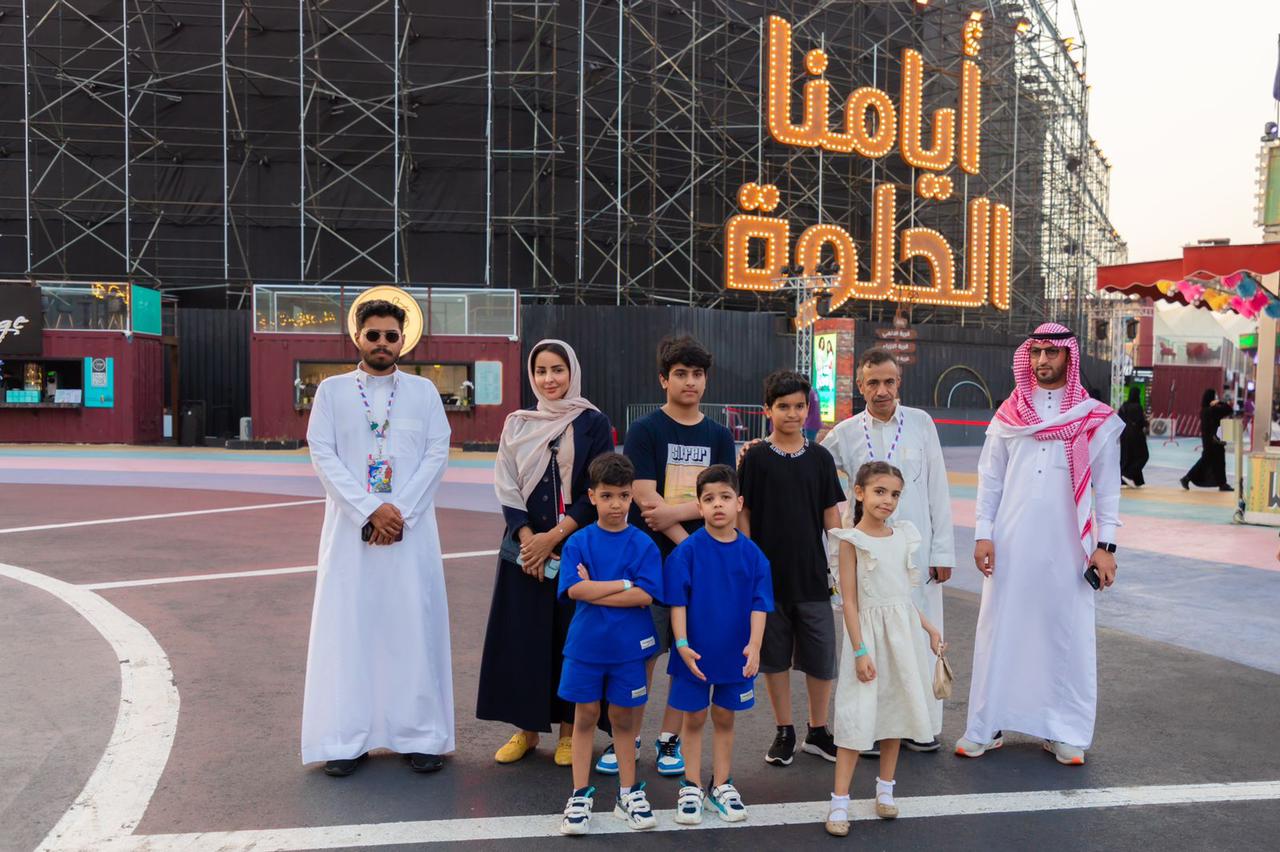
[1118,387,1149,487]
[1180,388,1234,492]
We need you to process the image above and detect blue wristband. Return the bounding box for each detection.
[853,644,868,658]
[675,638,689,649]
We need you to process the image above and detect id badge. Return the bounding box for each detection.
[367,455,394,493]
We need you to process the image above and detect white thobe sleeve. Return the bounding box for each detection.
[307,380,384,526]
[922,415,956,567]
[391,389,452,530]
[820,425,847,476]
[974,433,1008,541]
[1090,425,1122,543]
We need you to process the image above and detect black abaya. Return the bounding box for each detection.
[1183,402,1233,489]
[475,409,613,733]
[1118,401,1149,486]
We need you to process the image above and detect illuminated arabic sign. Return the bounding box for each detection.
[725,13,1012,314]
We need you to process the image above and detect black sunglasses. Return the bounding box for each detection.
[363,329,401,344]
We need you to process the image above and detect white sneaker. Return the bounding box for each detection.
[954,730,1003,758]
[707,780,748,822]
[1044,740,1085,766]
[614,781,657,830]
[560,787,595,835]
[674,783,704,825]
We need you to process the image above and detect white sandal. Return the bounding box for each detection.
[825,795,850,836]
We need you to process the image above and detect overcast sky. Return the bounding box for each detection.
[1071,1,1280,263]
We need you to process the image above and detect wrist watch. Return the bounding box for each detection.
[622,579,633,591]
[1096,541,1117,553]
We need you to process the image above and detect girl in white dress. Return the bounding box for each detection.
[824,462,945,837]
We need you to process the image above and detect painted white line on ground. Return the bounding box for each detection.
[79,551,501,590]
[0,562,180,852]
[0,499,325,535]
[94,779,1280,851]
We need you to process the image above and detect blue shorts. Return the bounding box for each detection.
[668,675,757,713]
[558,657,649,708]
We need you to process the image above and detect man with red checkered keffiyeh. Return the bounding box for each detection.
[955,323,1123,767]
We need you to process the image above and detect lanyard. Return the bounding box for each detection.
[862,410,903,463]
[550,434,566,523]
[356,372,398,458]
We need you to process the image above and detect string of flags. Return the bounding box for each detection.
[1152,272,1280,320]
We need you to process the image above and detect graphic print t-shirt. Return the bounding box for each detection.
[624,409,737,558]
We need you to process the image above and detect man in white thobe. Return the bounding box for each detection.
[302,299,454,776]
[958,323,1122,766]
[822,347,954,752]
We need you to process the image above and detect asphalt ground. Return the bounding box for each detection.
[2,454,1278,851]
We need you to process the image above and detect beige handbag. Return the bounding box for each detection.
[933,654,955,700]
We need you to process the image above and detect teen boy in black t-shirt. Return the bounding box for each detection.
[738,370,843,768]
[614,335,735,778]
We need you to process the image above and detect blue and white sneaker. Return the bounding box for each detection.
[560,786,596,835]
[674,781,705,825]
[595,737,642,775]
[706,780,748,822]
[614,781,657,830]
[655,734,685,777]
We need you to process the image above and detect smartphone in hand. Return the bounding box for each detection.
[1084,565,1101,590]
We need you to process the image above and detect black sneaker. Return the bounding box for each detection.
[323,752,368,776]
[408,752,444,773]
[802,725,838,762]
[765,725,797,766]
[903,738,941,753]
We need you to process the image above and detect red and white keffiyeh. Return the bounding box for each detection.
[992,322,1115,559]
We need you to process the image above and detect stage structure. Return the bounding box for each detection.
[2,1,1124,342]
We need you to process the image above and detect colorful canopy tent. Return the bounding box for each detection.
[1096,242,1280,319]
[1098,241,1280,525]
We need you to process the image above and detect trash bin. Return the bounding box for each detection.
[179,400,206,447]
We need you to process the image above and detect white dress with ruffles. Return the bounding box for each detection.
[829,521,938,751]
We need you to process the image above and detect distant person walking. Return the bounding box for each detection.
[1117,388,1149,488]
[1180,389,1234,492]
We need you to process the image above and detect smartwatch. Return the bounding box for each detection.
[1096,542,1117,553]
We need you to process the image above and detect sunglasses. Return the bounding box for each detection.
[363,329,401,344]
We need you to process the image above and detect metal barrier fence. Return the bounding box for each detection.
[625,403,769,443]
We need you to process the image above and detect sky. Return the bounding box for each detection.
[1071,0,1280,263]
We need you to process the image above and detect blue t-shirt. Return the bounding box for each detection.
[559,523,664,664]
[624,410,737,558]
[663,528,774,684]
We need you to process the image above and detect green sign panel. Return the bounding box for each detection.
[131,284,162,335]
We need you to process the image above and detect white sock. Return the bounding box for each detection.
[829,793,850,810]
[658,731,676,743]
[619,785,632,796]
[876,777,896,802]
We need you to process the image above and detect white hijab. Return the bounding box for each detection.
[494,340,599,511]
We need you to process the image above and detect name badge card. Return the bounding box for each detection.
[367,455,394,493]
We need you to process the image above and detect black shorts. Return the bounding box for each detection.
[649,603,673,656]
[760,601,837,680]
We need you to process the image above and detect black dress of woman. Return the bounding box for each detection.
[1181,389,1234,491]
[1118,388,1149,487]
[475,408,613,733]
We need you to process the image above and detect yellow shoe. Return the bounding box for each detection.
[495,732,537,764]
[554,736,573,766]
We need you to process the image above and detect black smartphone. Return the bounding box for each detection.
[362,522,403,543]
[1084,565,1101,590]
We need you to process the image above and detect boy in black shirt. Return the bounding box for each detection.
[618,335,736,779]
[738,370,843,767]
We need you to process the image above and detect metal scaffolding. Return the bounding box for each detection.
[12,1,486,301]
[6,0,1124,332]
[487,0,1127,338]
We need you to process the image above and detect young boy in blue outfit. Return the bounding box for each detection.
[557,453,664,835]
[665,464,773,825]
